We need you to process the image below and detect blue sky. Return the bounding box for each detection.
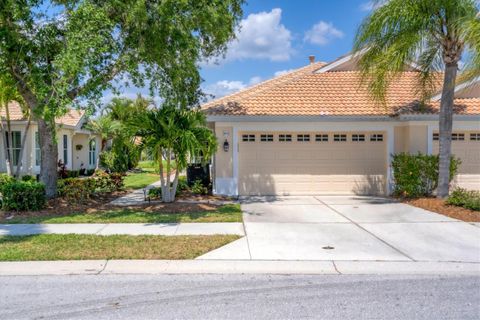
[107,0,378,103]
[199,0,377,99]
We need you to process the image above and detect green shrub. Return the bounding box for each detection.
[1,181,46,211]
[446,188,480,211]
[21,175,35,182]
[391,153,460,198]
[57,178,97,202]
[0,174,15,191]
[148,187,162,199]
[191,179,208,195]
[86,169,95,176]
[177,176,189,192]
[93,170,125,192]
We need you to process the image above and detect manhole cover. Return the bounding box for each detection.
[322,246,335,250]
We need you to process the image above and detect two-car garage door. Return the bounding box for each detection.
[238,131,387,196]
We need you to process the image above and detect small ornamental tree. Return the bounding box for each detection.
[0,0,243,198]
[135,105,217,203]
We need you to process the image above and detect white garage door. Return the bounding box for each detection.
[433,131,480,190]
[238,131,387,196]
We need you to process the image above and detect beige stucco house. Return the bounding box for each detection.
[0,102,100,177]
[202,53,480,196]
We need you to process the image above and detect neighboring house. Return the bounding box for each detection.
[202,54,480,196]
[0,102,101,176]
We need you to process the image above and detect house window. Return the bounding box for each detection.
[433,133,439,141]
[370,134,384,142]
[260,134,273,142]
[297,134,310,142]
[352,134,365,142]
[63,134,68,165]
[279,134,292,142]
[35,132,41,166]
[470,133,480,141]
[333,134,346,142]
[242,134,255,142]
[89,139,97,167]
[315,134,328,142]
[5,131,21,165]
[452,133,465,141]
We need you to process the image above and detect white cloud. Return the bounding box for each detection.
[274,69,295,77]
[360,1,387,11]
[204,76,262,99]
[304,21,344,46]
[224,8,293,62]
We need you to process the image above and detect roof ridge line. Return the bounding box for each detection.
[202,61,327,106]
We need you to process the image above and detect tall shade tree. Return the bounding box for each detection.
[135,105,217,203]
[0,75,30,178]
[353,0,480,198]
[0,0,243,198]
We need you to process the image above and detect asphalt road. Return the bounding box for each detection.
[1,274,479,319]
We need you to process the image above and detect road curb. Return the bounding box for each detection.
[0,260,479,276]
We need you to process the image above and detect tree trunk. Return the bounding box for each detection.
[4,103,14,176]
[170,168,180,202]
[0,117,12,176]
[158,147,167,201]
[164,149,172,202]
[14,115,31,179]
[437,62,458,198]
[38,118,58,198]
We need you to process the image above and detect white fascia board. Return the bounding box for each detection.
[431,76,480,101]
[399,114,480,121]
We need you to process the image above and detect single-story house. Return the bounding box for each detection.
[0,102,101,176]
[202,53,480,196]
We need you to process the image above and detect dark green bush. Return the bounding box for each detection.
[148,187,162,199]
[21,175,35,182]
[86,169,95,176]
[57,178,97,202]
[191,179,208,195]
[446,188,480,211]
[94,170,125,192]
[391,153,460,198]
[1,181,46,211]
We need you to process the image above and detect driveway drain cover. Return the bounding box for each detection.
[322,246,334,250]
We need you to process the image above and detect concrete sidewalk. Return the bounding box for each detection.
[0,260,478,276]
[0,223,245,236]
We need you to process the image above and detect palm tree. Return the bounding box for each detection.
[353,0,479,198]
[135,105,217,202]
[85,116,121,152]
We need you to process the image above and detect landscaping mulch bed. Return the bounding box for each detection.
[0,192,229,222]
[405,198,480,222]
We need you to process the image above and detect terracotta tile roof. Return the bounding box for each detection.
[0,101,85,126]
[202,64,480,117]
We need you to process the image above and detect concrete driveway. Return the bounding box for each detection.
[198,196,480,262]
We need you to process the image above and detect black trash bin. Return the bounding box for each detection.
[186,164,210,187]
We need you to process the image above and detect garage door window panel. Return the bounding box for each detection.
[242,134,255,142]
[260,134,274,142]
[352,134,365,142]
[297,134,310,142]
[334,134,347,142]
[471,133,480,141]
[370,134,383,142]
[315,134,329,142]
[279,134,292,142]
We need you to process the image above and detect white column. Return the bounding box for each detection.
[232,126,239,196]
[386,126,395,195]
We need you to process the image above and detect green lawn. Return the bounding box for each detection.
[124,171,159,189]
[124,160,177,189]
[0,234,240,261]
[4,204,243,224]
